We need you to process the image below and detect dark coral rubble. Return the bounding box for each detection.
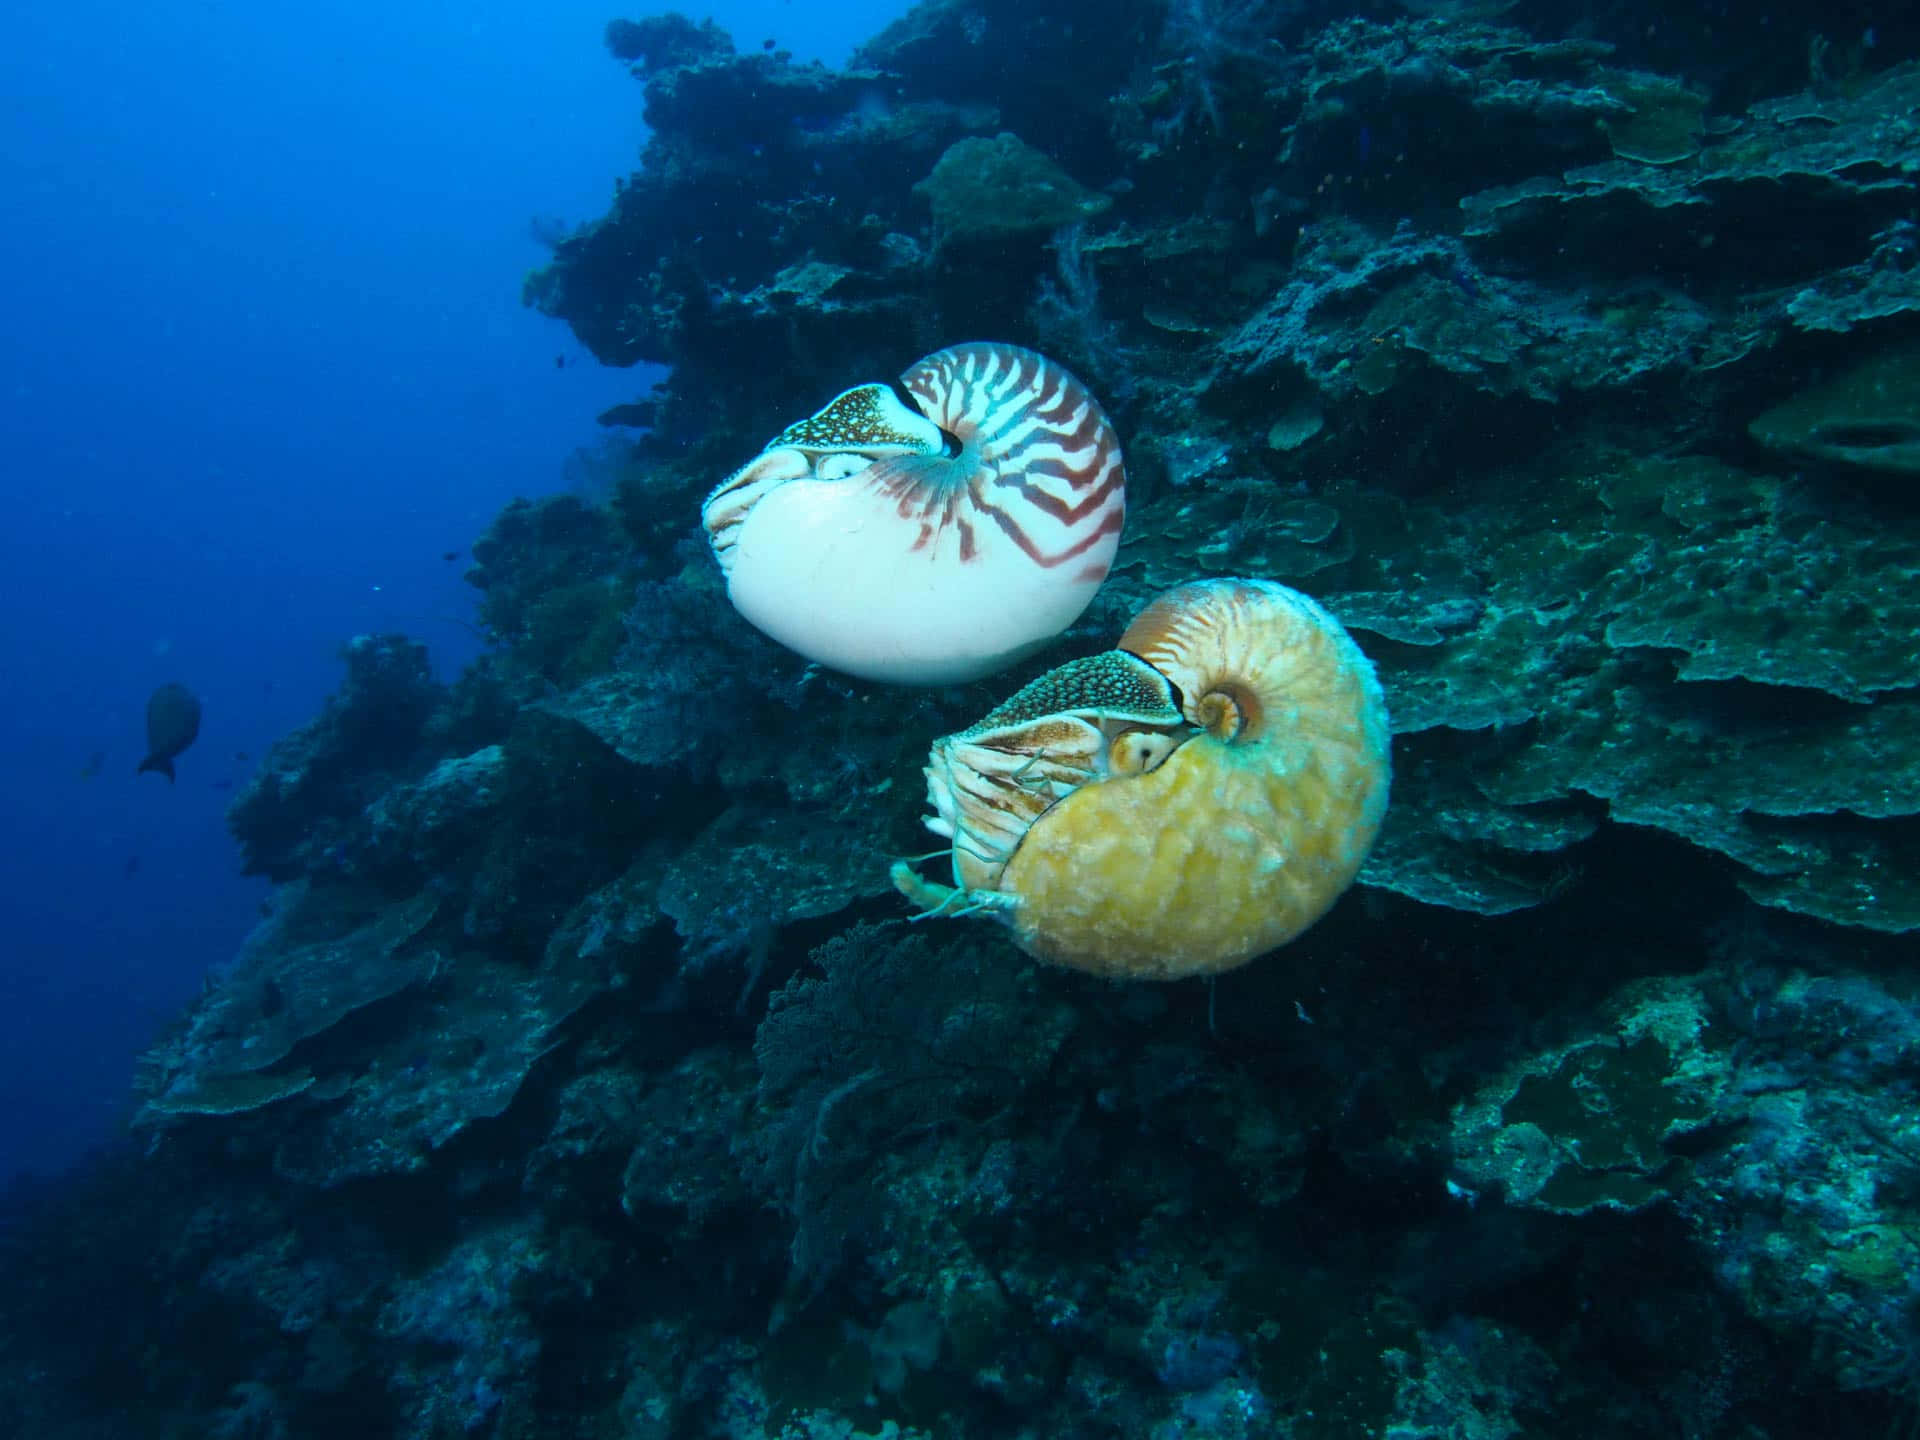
[9,1,1920,1437]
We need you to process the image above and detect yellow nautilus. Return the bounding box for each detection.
[701,343,1126,685]
[890,577,1391,979]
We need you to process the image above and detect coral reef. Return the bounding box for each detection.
[913,133,1111,249]
[8,3,1920,1439]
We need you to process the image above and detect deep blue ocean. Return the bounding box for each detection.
[0,0,903,1182]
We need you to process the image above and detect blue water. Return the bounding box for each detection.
[0,0,905,1181]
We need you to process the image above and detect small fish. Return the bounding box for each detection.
[554,355,566,369]
[234,750,250,763]
[441,550,461,563]
[123,856,140,879]
[210,779,234,791]
[137,682,202,782]
[79,749,105,780]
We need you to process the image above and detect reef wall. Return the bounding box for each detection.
[7,2,1920,1437]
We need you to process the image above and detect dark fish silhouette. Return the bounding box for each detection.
[137,683,201,782]
[123,856,140,879]
[79,749,105,780]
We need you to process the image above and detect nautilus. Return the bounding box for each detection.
[890,578,1391,980]
[701,343,1126,685]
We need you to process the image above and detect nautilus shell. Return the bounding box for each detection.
[891,578,1391,980]
[701,343,1126,685]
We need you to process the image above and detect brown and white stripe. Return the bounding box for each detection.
[896,343,1125,583]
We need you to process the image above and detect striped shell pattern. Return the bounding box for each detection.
[701,343,1126,685]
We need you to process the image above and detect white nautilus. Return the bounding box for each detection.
[701,342,1126,684]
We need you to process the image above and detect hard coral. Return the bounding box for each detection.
[603,12,731,70]
[913,133,1112,250]
[227,634,444,881]
[468,493,638,687]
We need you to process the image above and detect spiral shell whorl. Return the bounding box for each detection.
[898,577,1391,980]
[903,345,1124,569]
[1121,579,1385,761]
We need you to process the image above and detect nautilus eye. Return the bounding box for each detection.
[700,343,1126,685]
[891,578,1392,981]
[1108,729,1179,776]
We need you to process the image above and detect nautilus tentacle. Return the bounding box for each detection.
[891,578,1391,980]
[701,343,1126,685]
